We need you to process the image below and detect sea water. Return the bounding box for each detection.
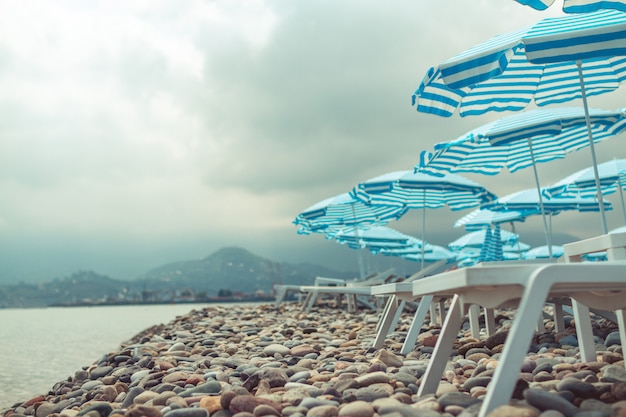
[0,303,242,410]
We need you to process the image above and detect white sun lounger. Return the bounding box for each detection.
[299,268,397,313]
[412,262,626,417]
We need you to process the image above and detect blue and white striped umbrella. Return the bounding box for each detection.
[332,226,432,254]
[413,10,626,233]
[417,107,626,250]
[544,159,626,225]
[413,11,626,117]
[332,225,414,244]
[351,170,497,269]
[401,245,458,263]
[524,245,565,259]
[351,170,497,210]
[294,194,408,278]
[480,224,505,262]
[455,208,527,231]
[418,107,626,176]
[448,228,519,251]
[484,188,613,214]
[513,0,626,13]
[294,192,406,233]
[483,187,613,256]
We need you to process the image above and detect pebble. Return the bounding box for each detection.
[1,303,624,417]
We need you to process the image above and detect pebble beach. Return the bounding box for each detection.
[3,301,626,417]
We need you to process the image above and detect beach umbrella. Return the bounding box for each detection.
[351,170,497,269]
[544,159,626,224]
[484,188,614,214]
[454,208,527,231]
[400,245,457,263]
[504,241,532,252]
[513,0,626,12]
[611,225,626,233]
[332,226,431,254]
[413,10,626,233]
[483,187,613,256]
[524,244,565,259]
[294,193,407,233]
[294,193,408,277]
[418,107,626,246]
[448,228,520,251]
[479,224,505,262]
[455,208,529,256]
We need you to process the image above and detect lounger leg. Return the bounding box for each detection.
[469,304,480,339]
[478,282,550,417]
[553,302,565,333]
[401,295,434,355]
[375,296,395,334]
[429,302,438,325]
[391,300,406,329]
[617,309,626,368]
[301,293,312,311]
[373,296,401,349]
[536,312,544,333]
[572,299,596,363]
[347,294,355,313]
[418,294,464,397]
[438,299,446,323]
[484,308,496,336]
[274,287,287,308]
[304,291,319,313]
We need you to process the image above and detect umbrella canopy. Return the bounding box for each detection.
[412,10,626,233]
[454,208,527,231]
[545,159,626,198]
[351,170,497,210]
[544,159,626,225]
[401,245,457,263]
[503,241,532,252]
[294,192,407,234]
[418,107,626,175]
[417,106,626,253]
[484,188,614,214]
[479,224,505,262]
[413,11,626,117]
[332,226,431,253]
[611,225,626,234]
[294,193,408,279]
[483,187,613,256]
[448,228,520,251]
[351,170,497,269]
[513,0,626,13]
[524,245,565,259]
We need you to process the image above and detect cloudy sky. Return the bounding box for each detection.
[1,1,625,283]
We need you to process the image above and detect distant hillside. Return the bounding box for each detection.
[0,270,130,308]
[137,246,357,294]
[0,247,359,308]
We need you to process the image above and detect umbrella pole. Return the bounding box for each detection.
[510,221,522,258]
[617,177,626,224]
[421,192,426,271]
[577,60,608,234]
[350,205,366,280]
[527,137,553,258]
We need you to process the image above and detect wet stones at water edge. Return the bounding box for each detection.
[2,303,626,417]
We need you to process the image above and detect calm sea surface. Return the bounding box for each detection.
[0,303,249,411]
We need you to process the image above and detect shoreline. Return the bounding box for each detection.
[45,297,276,308]
[3,301,626,417]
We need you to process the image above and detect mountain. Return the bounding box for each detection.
[0,270,130,308]
[0,247,359,308]
[136,246,357,294]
